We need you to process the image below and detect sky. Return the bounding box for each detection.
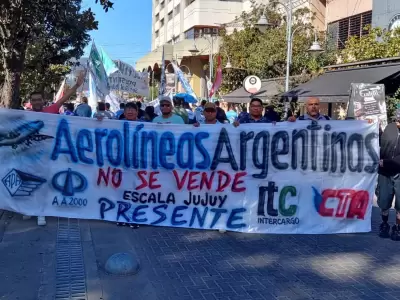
[82,0,152,67]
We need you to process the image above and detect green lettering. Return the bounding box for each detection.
[279,186,297,217]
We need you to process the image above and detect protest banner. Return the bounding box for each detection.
[0,109,379,234]
[67,58,149,97]
[349,83,388,129]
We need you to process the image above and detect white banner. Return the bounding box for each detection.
[0,109,379,234]
[67,58,149,97]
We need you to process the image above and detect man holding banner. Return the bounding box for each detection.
[25,70,86,226]
[233,98,274,126]
[152,96,184,124]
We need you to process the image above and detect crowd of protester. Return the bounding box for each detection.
[15,73,400,242]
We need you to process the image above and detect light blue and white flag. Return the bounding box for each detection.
[88,42,110,101]
[99,47,119,77]
[171,61,197,101]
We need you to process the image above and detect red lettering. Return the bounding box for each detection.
[97,167,110,186]
[320,189,336,217]
[347,190,369,220]
[188,171,200,190]
[320,189,369,219]
[172,170,189,190]
[111,168,122,188]
[97,167,122,188]
[149,172,161,189]
[200,171,215,190]
[232,172,247,192]
[216,171,231,192]
[136,171,148,190]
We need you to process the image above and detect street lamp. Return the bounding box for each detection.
[255,9,269,33]
[256,0,324,118]
[192,34,219,99]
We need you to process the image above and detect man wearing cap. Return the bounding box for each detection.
[193,102,222,126]
[153,96,184,124]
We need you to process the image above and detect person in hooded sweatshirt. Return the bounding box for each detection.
[377,119,400,241]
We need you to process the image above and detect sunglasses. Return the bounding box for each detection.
[204,108,216,113]
[161,104,171,108]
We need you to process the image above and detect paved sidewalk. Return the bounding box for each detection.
[0,211,57,300]
[86,206,400,300]
[0,205,400,300]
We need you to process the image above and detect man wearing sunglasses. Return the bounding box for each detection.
[193,102,222,126]
[152,96,184,124]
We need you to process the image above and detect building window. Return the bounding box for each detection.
[328,10,372,49]
[168,11,172,21]
[155,13,159,22]
[186,0,196,6]
[160,18,164,27]
[184,26,220,39]
[160,0,165,9]
[155,30,159,38]
[174,4,180,14]
[319,0,326,6]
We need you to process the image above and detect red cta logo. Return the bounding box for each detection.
[312,187,370,220]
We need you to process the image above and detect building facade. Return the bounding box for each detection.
[138,0,390,98]
[372,0,400,30]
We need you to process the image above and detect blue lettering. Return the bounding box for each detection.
[76,129,94,164]
[195,132,210,169]
[252,131,269,179]
[211,128,238,171]
[209,208,228,228]
[106,130,123,167]
[159,132,175,170]
[189,207,209,227]
[132,205,148,223]
[116,201,130,222]
[171,205,188,226]
[140,131,158,169]
[98,197,115,219]
[51,119,78,162]
[226,208,247,229]
[123,122,131,168]
[95,129,108,167]
[132,124,144,168]
[151,204,168,225]
[177,133,194,169]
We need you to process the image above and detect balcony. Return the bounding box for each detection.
[183,0,243,32]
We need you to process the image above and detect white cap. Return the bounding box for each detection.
[159,96,172,103]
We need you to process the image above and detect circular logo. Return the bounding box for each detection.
[243,75,262,94]
[389,14,400,31]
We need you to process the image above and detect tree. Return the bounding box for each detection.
[0,0,111,108]
[217,1,337,94]
[340,26,400,63]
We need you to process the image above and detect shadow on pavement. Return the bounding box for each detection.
[87,206,400,300]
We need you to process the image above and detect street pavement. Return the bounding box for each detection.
[0,205,400,300]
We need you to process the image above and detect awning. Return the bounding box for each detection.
[283,63,400,103]
[222,78,283,103]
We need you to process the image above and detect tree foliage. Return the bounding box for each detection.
[217,1,337,94]
[340,26,400,63]
[0,0,111,108]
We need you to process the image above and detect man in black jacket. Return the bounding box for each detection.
[377,121,400,241]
